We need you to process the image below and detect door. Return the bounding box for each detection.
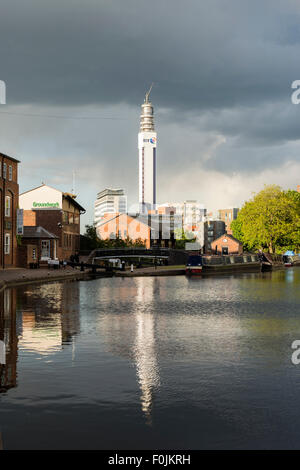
[222,246,229,255]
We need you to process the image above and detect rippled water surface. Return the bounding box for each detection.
[1,269,300,449]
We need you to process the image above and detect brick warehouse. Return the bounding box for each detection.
[211,233,243,256]
[19,184,85,261]
[0,152,20,268]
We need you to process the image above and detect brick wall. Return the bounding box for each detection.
[0,153,19,267]
[17,243,38,267]
[211,235,243,255]
[23,210,36,226]
[29,209,80,260]
[97,213,150,248]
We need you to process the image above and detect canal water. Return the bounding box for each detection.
[0,269,300,449]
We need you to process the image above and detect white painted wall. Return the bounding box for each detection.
[138,131,157,208]
[19,185,62,210]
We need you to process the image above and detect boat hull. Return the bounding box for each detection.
[185,267,203,275]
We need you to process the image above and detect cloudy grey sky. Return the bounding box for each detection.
[0,0,300,229]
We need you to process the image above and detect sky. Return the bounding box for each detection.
[0,0,300,229]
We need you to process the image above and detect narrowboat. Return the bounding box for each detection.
[186,253,261,275]
[259,252,284,271]
[186,255,203,275]
[283,251,300,267]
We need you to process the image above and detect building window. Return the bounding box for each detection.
[8,165,12,181]
[5,196,11,217]
[41,240,50,258]
[69,213,74,224]
[32,248,36,260]
[3,163,7,179]
[63,212,69,224]
[4,234,10,254]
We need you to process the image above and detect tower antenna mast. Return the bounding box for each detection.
[145,82,154,103]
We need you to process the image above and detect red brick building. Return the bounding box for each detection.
[0,152,20,268]
[211,233,243,256]
[18,226,58,267]
[20,184,85,261]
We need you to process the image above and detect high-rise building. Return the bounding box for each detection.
[158,201,206,231]
[218,208,239,234]
[94,188,127,227]
[138,85,157,213]
[204,220,226,253]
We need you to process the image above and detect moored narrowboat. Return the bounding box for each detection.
[186,255,203,275]
[283,251,298,267]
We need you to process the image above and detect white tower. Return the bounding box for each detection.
[138,84,157,213]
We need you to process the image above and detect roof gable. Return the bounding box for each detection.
[20,184,62,197]
[212,233,242,244]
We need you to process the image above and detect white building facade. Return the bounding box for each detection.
[158,200,206,230]
[138,86,157,213]
[94,188,127,227]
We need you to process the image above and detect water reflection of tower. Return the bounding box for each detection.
[97,278,161,424]
[133,278,160,424]
[0,288,18,392]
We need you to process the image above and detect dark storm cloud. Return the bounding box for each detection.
[0,0,300,225]
[1,0,300,112]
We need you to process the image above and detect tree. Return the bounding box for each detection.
[174,228,196,249]
[81,224,102,250]
[81,224,146,250]
[232,185,300,253]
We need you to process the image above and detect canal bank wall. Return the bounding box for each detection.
[0,263,289,290]
[0,266,186,290]
[115,266,186,277]
[0,268,91,291]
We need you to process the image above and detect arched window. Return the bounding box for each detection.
[4,233,10,254]
[5,196,11,217]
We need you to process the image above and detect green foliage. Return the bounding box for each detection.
[174,228,196,249]
[232,185,300,253]
[16,235,22,246]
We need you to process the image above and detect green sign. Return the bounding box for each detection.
[33,202,59,208]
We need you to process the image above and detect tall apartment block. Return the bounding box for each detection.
[218,208,239,234]
[94,188,127,227]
